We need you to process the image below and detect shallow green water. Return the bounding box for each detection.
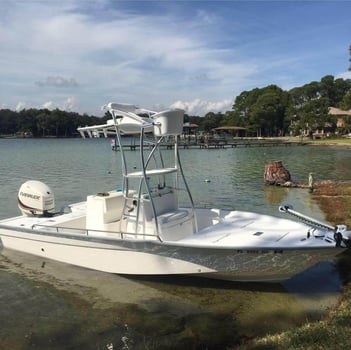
[1,138,351,219]
[0,139,351,349]
[3,249,350,350]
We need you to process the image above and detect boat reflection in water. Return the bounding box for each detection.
[1,247,351,349]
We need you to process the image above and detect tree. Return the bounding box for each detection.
[285,76,351,135]
[201,112,223,132]
[339,92,351,110]
[319,75,351,106]
[220,110,244,127]
[0,109,18,135]
[232,85,288,136]
[36,110,52,136]
[0,108,104,137]
[301,98,330,128]
[2,71,351,138]
[334,78,351,105]
[251,86,288,136]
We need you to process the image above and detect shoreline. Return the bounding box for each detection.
[236,180,351,349]
[1,135,351,149]
[312,180,351,228]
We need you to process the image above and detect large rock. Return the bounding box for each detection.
[264,161,291,185]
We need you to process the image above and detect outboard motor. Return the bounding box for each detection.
[18,180,55,217]
[334,225,351,248]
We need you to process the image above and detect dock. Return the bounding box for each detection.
[114,138,306,151]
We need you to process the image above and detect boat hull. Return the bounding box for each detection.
[0,226,342,282]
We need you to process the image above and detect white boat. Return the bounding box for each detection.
[1,103,350,282]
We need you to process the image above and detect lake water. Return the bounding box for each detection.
[1,138,351,349]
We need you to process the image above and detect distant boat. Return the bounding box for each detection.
[1,103,350,282]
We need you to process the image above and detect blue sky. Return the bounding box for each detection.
[1,0,350,116]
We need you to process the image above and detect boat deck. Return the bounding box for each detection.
[174,210,335,249]
[0,202,87,231]
[0,203,336,250]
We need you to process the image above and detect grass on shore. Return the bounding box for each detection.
[232,181,351,350]
[306,138,351,147]
[282,136,351,146]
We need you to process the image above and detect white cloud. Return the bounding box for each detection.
[171,98,233,117]
[62,96,79,112]
[15,102,26,111]
[41,101,57,110]
[0,1,255,115]
[41,97,80,112]
[38,97,79,112]
[1,1,350,116]
[337,71,351,80]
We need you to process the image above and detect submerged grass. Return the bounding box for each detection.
[313,182,351,229]
[234,286,351,350]
[232,181,351,350]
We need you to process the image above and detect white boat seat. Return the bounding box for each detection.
[157,209,189,225]
[157,209,194,241]
[139,191,178,221]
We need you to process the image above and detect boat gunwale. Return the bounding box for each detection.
[0,222,343,253]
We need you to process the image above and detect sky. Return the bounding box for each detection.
[0,0,350,117]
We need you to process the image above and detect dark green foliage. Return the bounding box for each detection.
[0,108,109,137]
[1,76,351,138]
[232,76,351,137]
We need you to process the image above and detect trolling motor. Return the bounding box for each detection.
[279,204,351,248]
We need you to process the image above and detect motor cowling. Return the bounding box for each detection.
[18,180,55,217]
[334,225,351,248]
